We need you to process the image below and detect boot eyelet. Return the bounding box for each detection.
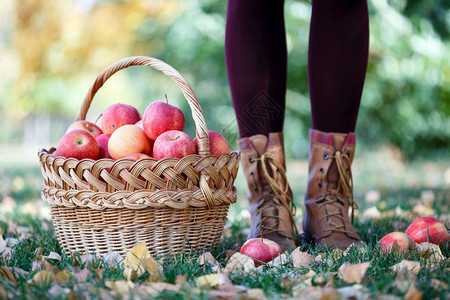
[345,152,351,158]
[249,156,255,163]
[318,183,323,188]
[323,153,329,160]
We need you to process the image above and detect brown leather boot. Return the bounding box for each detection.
[303,128,360,250]
[238,132,298,251]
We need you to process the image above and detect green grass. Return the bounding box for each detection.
[0,148,449,299]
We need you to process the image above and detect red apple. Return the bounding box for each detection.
[405,217,449,245]
[101,103,141,134]
[240,238,283,266]
[124,153,152,160]
[193,130,230,156]
[378,232,415,256]
[66,120,103,138]
[108,125,151,160]
[96,134,112,159]
[142,101,185,140]
[56,129,99,160]
[152,130,196,160]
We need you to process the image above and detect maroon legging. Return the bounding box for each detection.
[225,0,369,137]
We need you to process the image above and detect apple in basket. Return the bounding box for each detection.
[66,120,103,138]
[142,101,185,140]
[240,238,283,266]
[124,153,152,160]
[152,130,196,160]
[108,125,151,160]
[193,130,230,156]
[96,133,112,159]
[56,129,99,160]
[405,217,449,245]
[101,103,141,134]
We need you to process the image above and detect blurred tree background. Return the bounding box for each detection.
[0,0,449,160]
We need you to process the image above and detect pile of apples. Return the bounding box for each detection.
[54,101,230,161]
[378,216,449,255]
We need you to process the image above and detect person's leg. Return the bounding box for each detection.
[225,0,287,138]
[304,0,369,249]
[308,0,369,133]
[225,0,298,250]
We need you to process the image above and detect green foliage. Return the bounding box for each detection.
[0,0,448,158]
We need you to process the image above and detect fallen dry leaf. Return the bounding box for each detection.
[224,252,256,273]
[32,270,53,287]
[43,252,62,261]
[290,248,315,268]
[429,279,448,291]
[244,288,266,300]
[337,284,367,300]
[105,280,134,295]
[124,243,151,280]
[338,262,370,284]
[137,282,181,296]
[198,251,221,272]
[103,251,124,268]
[196,273,231,288]
[293,286,339,300]
[0,235,5,254]
[267,253,289,267]
[393,268,417,293]
[1,266,17,286]
[391,260,421,275]
[412,203,435,217]
[404,284,423,300]
[54,269,73,284]
[75,268,91,282]
[79,254,96,265]
[415,242,445,262]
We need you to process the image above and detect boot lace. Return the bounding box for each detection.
[317,150,358,234]
[253,153,298,237]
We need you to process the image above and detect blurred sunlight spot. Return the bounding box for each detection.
[195,14,224,42]
[76,0,97,12]
[444,168,450,187]
[12,176,25,191]
[410,34,445,59]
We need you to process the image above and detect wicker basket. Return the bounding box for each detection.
[38,56,240,257]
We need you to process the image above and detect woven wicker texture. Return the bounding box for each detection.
[38,56,239,256]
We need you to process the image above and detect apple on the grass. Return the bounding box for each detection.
[142,101,185,140]
[240,238,283,266]
[193,130,230,156]
[152,130,196,160]
[108,125,151,160]
[96,134,112,159]
[66,120,103,138]
[378,232,415,255]
[405,217,449,245]
[56,129,99,160]
[101,103,141,135]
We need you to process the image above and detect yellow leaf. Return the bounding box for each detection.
[0,266,17,286]
[338,262,370,284]
[290,247,315,268]
[54,269,72,284]
[196,273,231,288]
[141,256,162,282]
[245,288,266,300]
[32,270,53,287]
[105,280,134,295]
[391,260,421,275]
[123,242,161,281]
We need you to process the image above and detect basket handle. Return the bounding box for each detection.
[75,56,210,156]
